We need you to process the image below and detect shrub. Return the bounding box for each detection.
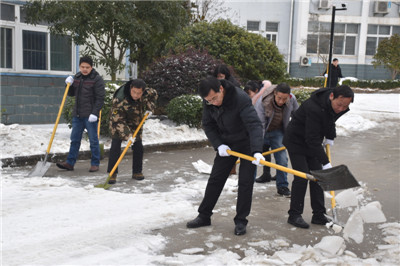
[141,48,224,113]
[165,19,286,84]
[342,79,400,90]
[284,77,325,88]
[291,88,313,105]
[166,94,203,128]
[62,82,120,137]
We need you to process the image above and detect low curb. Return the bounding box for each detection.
[1,140,211,168]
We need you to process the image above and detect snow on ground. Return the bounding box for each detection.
[1,93,400,265]
[0,93,399,159]
[0,118,207,159]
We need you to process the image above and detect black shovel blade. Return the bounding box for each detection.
[310,164,360,191]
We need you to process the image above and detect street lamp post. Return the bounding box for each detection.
[326,4,347,88]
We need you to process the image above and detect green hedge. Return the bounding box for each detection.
[284,77,400,90]
[341,79,400,90]
[166,94,203,128]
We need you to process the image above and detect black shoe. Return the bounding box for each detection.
[108,173,117,184]
[271,175,276,181]
[186,216,211,228]
[132,173,144,180]
[255,173,271,183]
[288,216,310,229]
[277,187,291,197]
[311,214,330,225]
[234,223,247,235]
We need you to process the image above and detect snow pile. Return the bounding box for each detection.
[2,166,399,265]
[192,159,213,174]
[0,118,207,159]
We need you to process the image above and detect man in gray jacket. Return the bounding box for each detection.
[254,83,298,197]
[56,56,105,172]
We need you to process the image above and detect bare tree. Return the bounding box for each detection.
[191,0,232,22]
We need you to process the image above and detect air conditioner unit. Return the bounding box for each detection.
[300,56,312,67]
[318,0,331,9]
[374,1,389,14]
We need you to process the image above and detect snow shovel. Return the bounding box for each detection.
[95,112,150,189]
[325,144,344,230]
[27,82,71,177]
[226,150,360,191]
[235,146,286,165]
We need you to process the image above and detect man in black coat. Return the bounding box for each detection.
[186,77,264,236]
[323,58,343,88]
[56,56,105,172]
[283,85,354,229]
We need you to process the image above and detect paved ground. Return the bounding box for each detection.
[37,120,400,259]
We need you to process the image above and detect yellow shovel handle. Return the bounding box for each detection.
[97,110,102,138]
[46,82,71,154]
[235,146,286,165]
[227,150,316,181]
[326,144,337,208]
[108,113,150,177]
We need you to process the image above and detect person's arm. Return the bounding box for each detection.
[252,80,271,105]
[91,76,105,117]
[290,93,299,115]
[239,101,263,155]
[110,99,131,141]
[338,66,343,78]
[303,108,330,165]
[143,88,158,113]
[202,104,223,150]
[254,97,266,134]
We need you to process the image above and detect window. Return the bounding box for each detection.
[23,30,47,70]
[23,30,72,71]
[50,35,71,71]
[366,25,398,56]
[1,3,15,21]
[266,22,278,45]
[306,22,359,56]
[0,27,12,68]
[247,21,260,31]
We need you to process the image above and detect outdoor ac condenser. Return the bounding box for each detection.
[300,56,312,67]
[374,1,389,14]
[318,0,331,9]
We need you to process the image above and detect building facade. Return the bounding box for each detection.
[221,0,400,80]
[0,0,131,124]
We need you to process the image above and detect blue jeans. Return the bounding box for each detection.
[263,129,288,188]
[67,116,100,166]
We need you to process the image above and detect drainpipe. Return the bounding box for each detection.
[287,0,295,74]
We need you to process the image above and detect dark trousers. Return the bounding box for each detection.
[287,152,326,218]
[198,141,256,225]
[107,138,143,174]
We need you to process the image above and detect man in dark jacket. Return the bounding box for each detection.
[283,85,354,229]
[107,79,157,184]
[186,77,264,236]
[57,56,105,172]
[323,58,343,88]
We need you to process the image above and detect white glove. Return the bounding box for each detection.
[322,163,332,170]
[252,153,265,166]
[217,144,231,157]
[65,76,74,85]
[324,74,328,78]
[144,110,152,118]
[129,135,136,144]
[323,139,334,146]
[88,114,97,123]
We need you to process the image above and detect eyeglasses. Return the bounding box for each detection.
[204,93,220,105]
